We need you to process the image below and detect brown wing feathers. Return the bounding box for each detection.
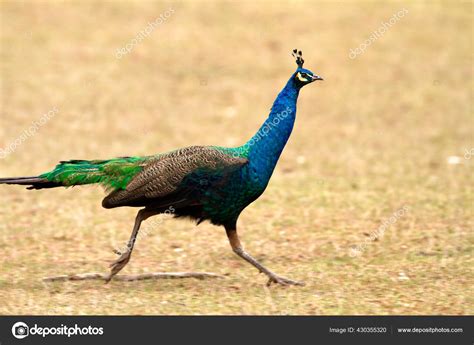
[102,146,247,209]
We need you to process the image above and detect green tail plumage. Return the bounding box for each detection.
[40,157,147,190]
[0,156,148,191]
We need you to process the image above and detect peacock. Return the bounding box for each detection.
[0,49,322,286]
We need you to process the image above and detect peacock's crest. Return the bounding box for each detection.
[292,49,304,68]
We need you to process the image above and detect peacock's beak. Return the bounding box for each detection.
[311,75,324,81]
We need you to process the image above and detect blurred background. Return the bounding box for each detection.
[0,1,472,314]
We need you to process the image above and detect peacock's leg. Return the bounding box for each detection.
[225,226,304,286]
[106,209,154,283]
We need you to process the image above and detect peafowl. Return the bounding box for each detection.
[0,49,323,286]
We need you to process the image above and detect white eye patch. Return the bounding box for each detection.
[296,72,308,82]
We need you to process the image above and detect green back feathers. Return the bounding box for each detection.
[212,146,249,159]
[40,157,148,190]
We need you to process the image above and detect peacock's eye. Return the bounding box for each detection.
[296,72,309,82]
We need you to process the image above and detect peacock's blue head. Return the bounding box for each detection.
[291,49,323,87]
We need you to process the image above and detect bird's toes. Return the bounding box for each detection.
[109,254,130,268]
[107,259,129,283]
[266,275,305,287]
[104,274,113,284]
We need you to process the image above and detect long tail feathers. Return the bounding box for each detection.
[0,157,146,191]
[0,176,63,190]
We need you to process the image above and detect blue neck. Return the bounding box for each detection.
[244,74,301,181]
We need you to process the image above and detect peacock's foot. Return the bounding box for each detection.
[105,250,132,283]
[266,274,305,287]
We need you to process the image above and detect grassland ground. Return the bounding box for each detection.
[0,1,472,314]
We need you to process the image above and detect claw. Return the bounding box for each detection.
[106,252,131,282]
[104,274,113,284]
[266,275,305,287]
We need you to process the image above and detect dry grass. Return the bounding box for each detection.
[0,1,472,315]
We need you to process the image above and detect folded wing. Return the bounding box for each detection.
[102,146,247,209]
